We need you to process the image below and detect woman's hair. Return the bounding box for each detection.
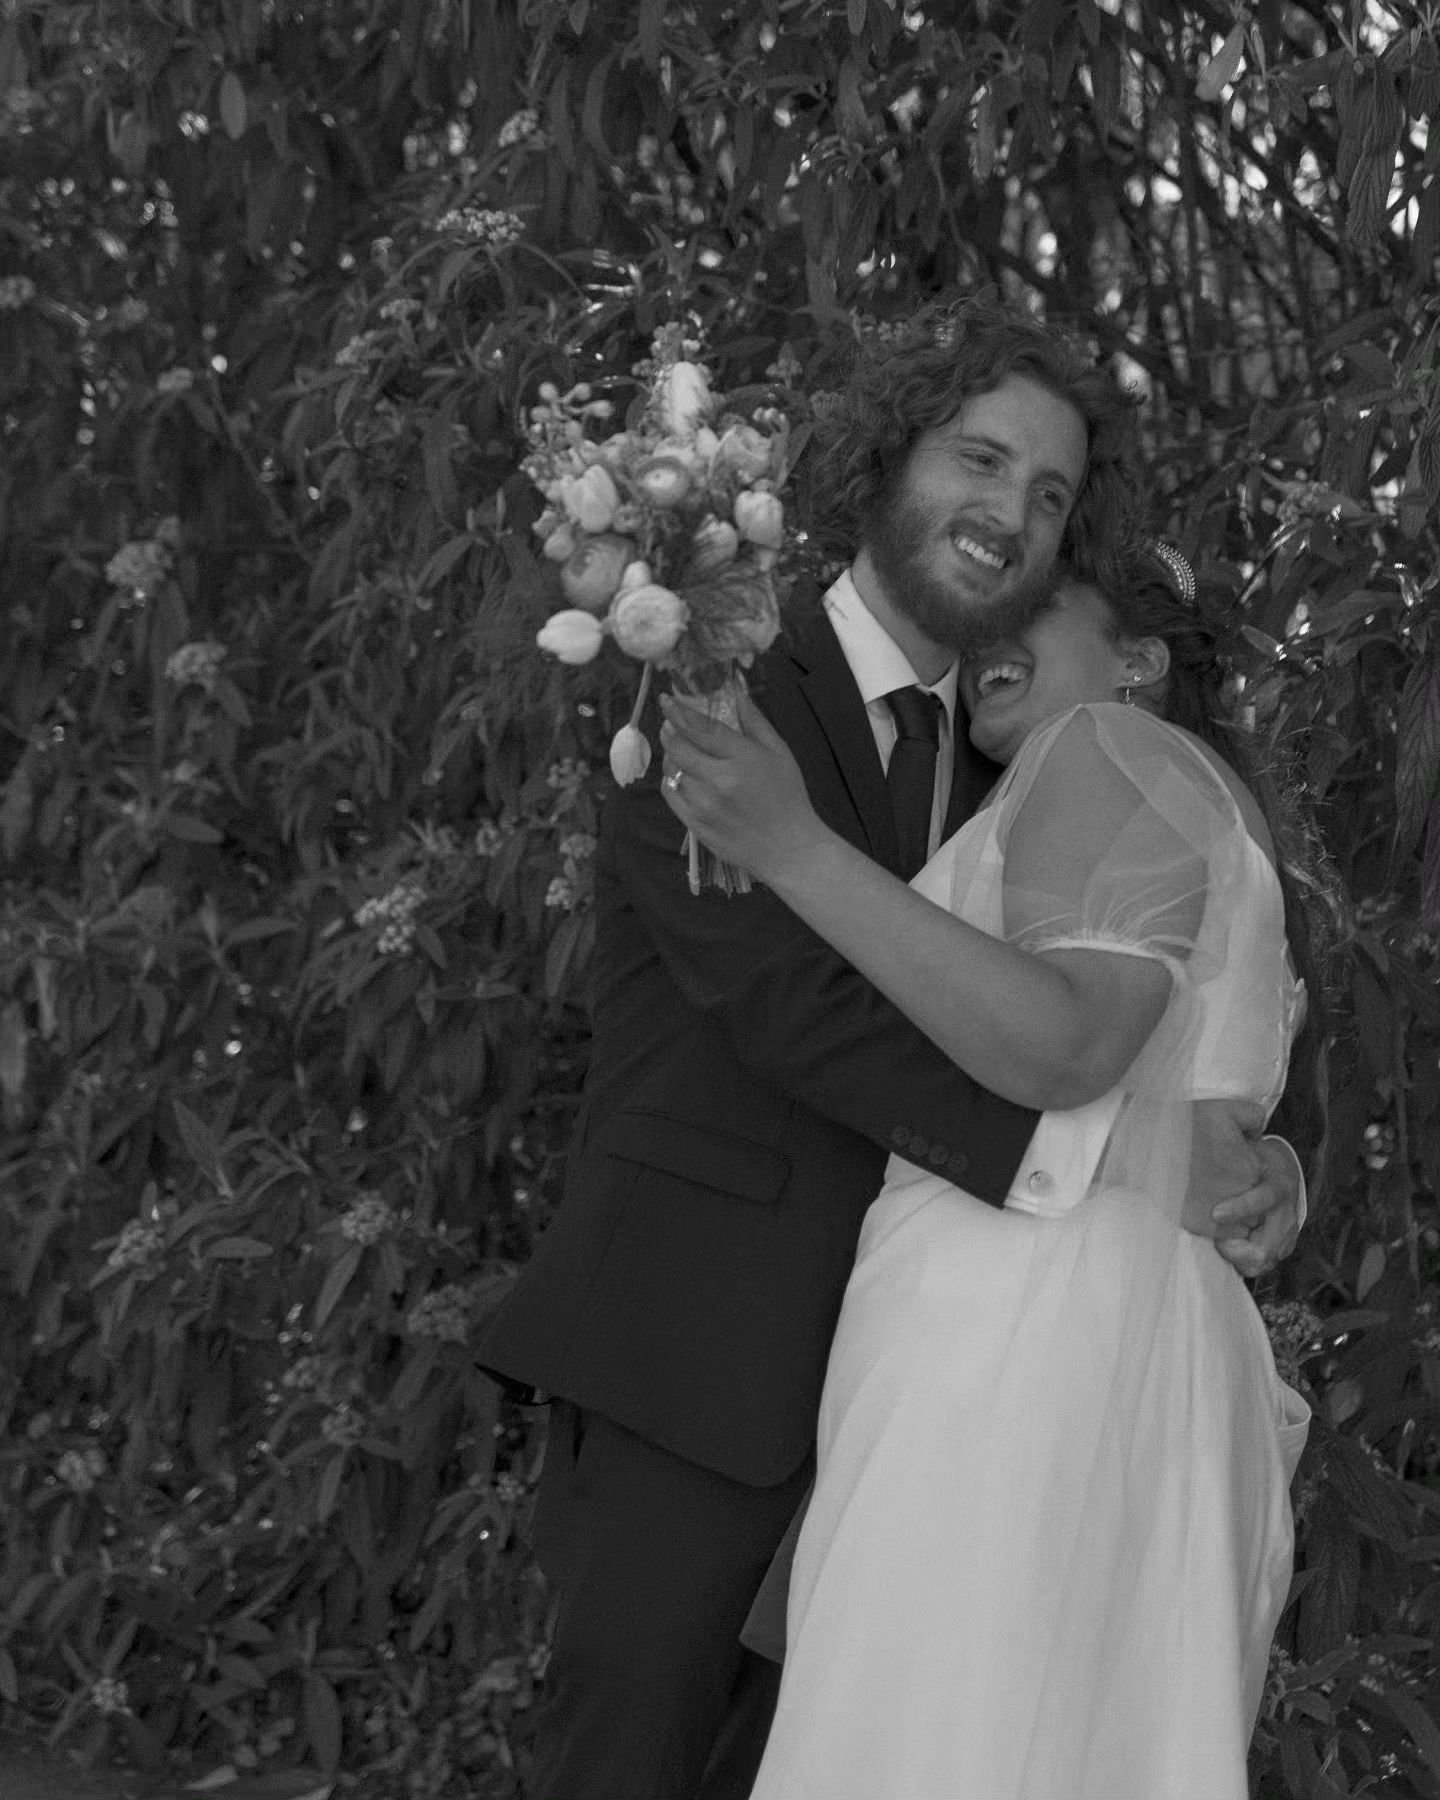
[806,293,1149,595]
[1095,553,1339,1197]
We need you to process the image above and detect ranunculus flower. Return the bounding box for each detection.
[713,423,774,483]
[690,518,740,575]
[559,464,621,533]
[608,724,653,786]
[734,489,784,549]
[619,559,653,591]
[560,534,636,611]
[609,584,689,662]
[633,456,692,508]
[537,609,605,664]
[657,360,713,438]
[684,568,782,663]
[542,523,577,563]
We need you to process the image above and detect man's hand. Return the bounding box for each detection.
[1183,1099,1303,1279]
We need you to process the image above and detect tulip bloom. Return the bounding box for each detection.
[608,724,653,786]
[536,609,605,664]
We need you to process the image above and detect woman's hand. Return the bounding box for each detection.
[658,691,830,887]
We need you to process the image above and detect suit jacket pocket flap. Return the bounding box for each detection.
[602,1111,791,1203]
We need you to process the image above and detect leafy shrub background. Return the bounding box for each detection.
[0,2,1438,1795]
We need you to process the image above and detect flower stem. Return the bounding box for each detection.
[630,659,653,726]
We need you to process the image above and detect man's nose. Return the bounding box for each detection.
[981,477,1028,536]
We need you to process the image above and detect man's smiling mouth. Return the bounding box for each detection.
[951,532,1009,572]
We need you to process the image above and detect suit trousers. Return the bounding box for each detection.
[524,1402,813,1800]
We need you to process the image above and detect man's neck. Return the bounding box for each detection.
[850,547,954,686]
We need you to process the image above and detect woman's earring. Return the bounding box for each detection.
[1122,685,1134,706]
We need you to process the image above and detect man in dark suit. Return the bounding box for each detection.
[476,298,1304,1799]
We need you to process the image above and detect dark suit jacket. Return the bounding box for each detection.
[476,605,1040,1487]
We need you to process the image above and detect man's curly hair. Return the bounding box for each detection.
[807,293,1148,594]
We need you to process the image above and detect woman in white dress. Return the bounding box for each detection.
[657,560,1316,1800]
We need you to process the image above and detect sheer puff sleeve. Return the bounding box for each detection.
[951,703,1258,1228]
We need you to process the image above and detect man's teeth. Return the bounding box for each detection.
[952,533,1007,571]
[976,663,1028,698]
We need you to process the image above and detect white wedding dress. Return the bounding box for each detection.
[749,704,1312,1800]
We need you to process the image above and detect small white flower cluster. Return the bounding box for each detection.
[1363,1120,1396,1170]
[545,758,590,796]
[435,206,524,246]
[497,108,541,149]
[156,366,194,396]
[112,297,149,328]
[336,330,384,369]
[320,1404,364,1447]
[379,296,421,323]
[105,522,179,599]
[0,274,36,309]
[339,1191,393,1245]
[57,1446,107,1493]
[547,828,597,910]
[90,1677,131,1717]
[495,1471,525,1504]
[1259,1299,1323,1386]
[106,1219,165,1271]
[405,1285,471,1342]
[354,879,426,954]
[473,820,505,857]
[165,640,226,692]
[282,1357,320,1391]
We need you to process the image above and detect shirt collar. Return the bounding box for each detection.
[822,567,960,722]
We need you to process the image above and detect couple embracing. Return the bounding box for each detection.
[479,295,1317,1799]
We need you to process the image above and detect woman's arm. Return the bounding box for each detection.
[659,695,1201,1112]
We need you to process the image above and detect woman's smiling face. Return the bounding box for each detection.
[960,581,1157,764]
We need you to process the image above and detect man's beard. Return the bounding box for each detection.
[864,491,1058,659]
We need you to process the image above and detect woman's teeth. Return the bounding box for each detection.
[975,662,1028,699]
[952,533,1007,571]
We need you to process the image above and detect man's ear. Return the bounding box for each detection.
[1122,635,1170,690]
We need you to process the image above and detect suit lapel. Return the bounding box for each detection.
[760,606,902,874]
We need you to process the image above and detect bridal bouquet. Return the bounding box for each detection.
[527,326,799,893]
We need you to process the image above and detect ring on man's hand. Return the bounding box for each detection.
[664,770,683,792]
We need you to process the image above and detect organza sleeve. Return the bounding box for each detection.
[955,704,1251,1227]
[990,705,1235,985]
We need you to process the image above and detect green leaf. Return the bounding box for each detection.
[174,1100,220,1173]
[1395,657,1440,860]
[1196,23,1247,102]
[162,813,225,844]
[303,1669,343,1771]
[637,0,662,68]
[316,1245,363,1329]
[219,71,248,140]
[207,1237,275,1259]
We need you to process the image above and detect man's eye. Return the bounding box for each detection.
[960,449,997,470]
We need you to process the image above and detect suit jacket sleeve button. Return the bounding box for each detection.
[891,1126,910,1148]
[948,1149,969,1173]
[929,1144,949,1167]
[908,1136,928,1160]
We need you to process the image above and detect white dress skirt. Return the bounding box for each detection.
[749,705,1312,1800]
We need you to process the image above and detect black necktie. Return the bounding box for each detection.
[885,686,943,878]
